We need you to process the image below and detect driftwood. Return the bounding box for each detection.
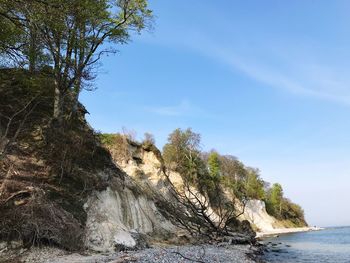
[2,188,33,207]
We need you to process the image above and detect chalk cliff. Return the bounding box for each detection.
[104,137,290,236]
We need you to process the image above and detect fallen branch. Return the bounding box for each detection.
[171,250,206,263]
[160,246,206,263]
[2,188,33,206]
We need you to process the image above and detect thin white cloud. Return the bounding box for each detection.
[141,31,350,106]
[201,44,350,106]
[147,99,194,116]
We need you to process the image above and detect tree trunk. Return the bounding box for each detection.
[72,77,81,113]
[53,80,61,119]
[279,202,282,216]
[28,22,37,72]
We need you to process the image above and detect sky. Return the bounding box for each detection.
[80,0,350,227]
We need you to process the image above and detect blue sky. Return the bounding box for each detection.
[80,0,350,227]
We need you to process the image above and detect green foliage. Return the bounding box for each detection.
[98,127,308,227]
[204,151,226,206]
[244,169,265,200]
[267,183,283,215]
[265,183,307,226]
[163,128,203,184]
[98,133,131,162]
[0,0,153,117]
[207,151,220,179]
[280,200,307,226]
[219,155,247,181]
[0,15,24,66]
[98,133,116,146]
[216,155,248,201]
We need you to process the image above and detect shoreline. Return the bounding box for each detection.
[256,226,323,238]
[0,244,260,263]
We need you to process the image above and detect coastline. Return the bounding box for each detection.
[0,244,259,263]
[256,226,323,238]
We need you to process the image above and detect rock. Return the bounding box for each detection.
[240,199,277,232]
[114,230,137,251]
[177,233,191,243]
[271,248,282,252]
[19,248,27,254]
[0,242,7,251]
[130,231,149,250]
[10,240,23,249]
[84,182,175,252]
[114,255,138,262]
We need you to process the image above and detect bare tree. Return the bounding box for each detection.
[0,95,39,159]
[162,169,248,240]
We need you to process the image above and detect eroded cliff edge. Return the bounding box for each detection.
[0,69,306,257]
[0,70,256,254]
[101,134,306,238]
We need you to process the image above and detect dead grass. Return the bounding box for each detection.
[0,188,83,250]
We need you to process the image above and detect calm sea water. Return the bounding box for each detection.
[262,226,350,262]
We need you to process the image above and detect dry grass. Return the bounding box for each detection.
[0,69,123,250]
[0,188,83,250]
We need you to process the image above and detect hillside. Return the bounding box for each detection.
[0,69,259,259]
[0,1,319,262]
[0,69,309,263]
[100,133,307,233]
[0,69,174,253]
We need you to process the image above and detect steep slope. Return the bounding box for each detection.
[101,135,259,241]
[0,69,258,256]
[240,200,277,231]
[0,69,305,257]
[103,135,304,234]
[0,69,178,252]
[84,175,176,252]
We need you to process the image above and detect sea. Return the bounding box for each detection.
[262,226,350,262]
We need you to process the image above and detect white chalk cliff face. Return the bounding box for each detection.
[114,142,281,231]
[83,140,283,252]
[240,199,277,231]
[84,173,176,252]
[117,144,224,225]
[123,143,289,232]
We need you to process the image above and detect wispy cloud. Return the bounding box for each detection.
[142,31,350,106]
[190,40,350,106]
[147,99,196,116]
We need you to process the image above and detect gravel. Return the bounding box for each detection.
[1,244,261,263]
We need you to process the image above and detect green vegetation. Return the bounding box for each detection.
[0,0,152,119]
[0,0,152,250]
[266,183,307,226]
[245,169,265,200]
[99,133,120,146]
[163,128,205,184]
[0,0,308,249]
[98,128,307,238]
[266,183,284,216]
[162,128,307,227]
[208,151,221,179]
[162,129,247,236]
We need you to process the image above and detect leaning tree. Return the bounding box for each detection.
[0,0,152,118]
